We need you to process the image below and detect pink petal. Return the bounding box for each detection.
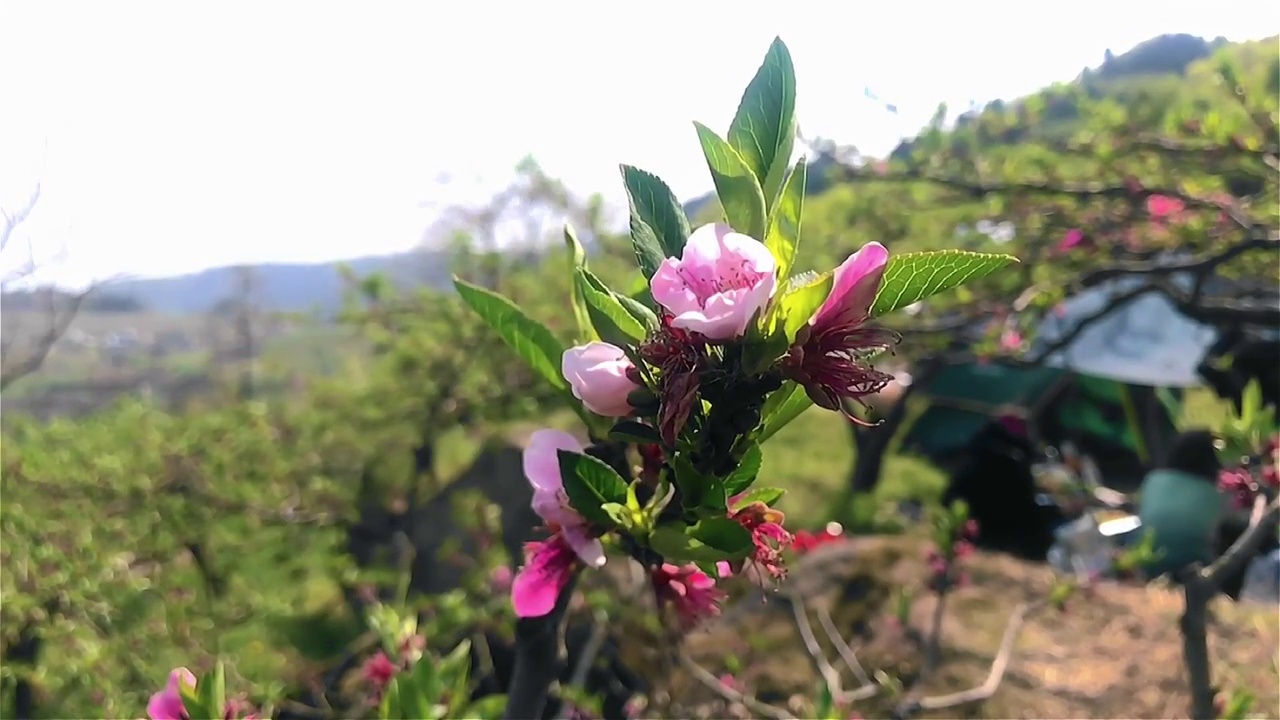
[813,242,888,327]
[561,524,606,568]
[512,536,579,617]
[522,429,584,493]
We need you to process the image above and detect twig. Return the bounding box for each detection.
[678,652,795,720]
[785,591,879,704]
[503,572,581,720]
[815,604,873,688]
[913,601,1038,712]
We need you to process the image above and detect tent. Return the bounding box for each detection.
[900,363,1183,489]
[901,278,1218,488]
[1032,275,1221,388]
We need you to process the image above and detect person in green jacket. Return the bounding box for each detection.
[1136,430,1229,580]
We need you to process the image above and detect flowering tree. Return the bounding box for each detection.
[795,40,1279,492]
[447,37,1017,718]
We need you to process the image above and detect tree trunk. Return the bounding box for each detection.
[846,362,937,494]
[847,392,914,493]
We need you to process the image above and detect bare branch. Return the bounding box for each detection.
[0,185,41,254]
[678,652,795,720]
[912,601,1039,712]
[784,591,879,705]
[815,604,873,688]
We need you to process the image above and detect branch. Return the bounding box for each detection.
[814,604,873,688]
[784,590,879,704]
[827,155,1262,234]
[912,601,1039,712]
[0,185,41,254]
[0,285,95,391]
[503,572,581,720]
[1180,495,1280,720]
[678,652,795,720]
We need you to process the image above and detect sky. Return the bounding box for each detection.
[0,1,1276,289]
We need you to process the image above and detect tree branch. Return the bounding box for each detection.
[1180,495,1280,720]
[912,601,1039,712]
[503,572,581,720]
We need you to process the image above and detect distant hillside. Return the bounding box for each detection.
[93,250,450,315]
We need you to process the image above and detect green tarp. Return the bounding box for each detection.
[902,362,1182,460]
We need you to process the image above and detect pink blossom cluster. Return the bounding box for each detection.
[513,223,896,623]
[1218,435,1280,510]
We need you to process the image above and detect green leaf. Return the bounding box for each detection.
[671,455,724,513]
[380,678,402,720]
[731,486,785,509]
[197,662,226,720]
[453,278,567,391]
[722,443,763,497]
[564,225,597,344]
[621,165,691,260]
[575,268,647,345]
[601,502,631,528]
[443,639,473,715]
[649,517,755,563]
[461,695,508,720]
[557,450,628,527]
[764,157,806,281]
[608,420,662,446]
[757,381,814,444]
[779,270,832,343]
[870,250,1019,317]
[693,121,768,240]
[727,36,797,208]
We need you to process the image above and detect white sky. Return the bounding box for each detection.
[1,1,1276,289]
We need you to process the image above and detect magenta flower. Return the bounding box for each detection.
[147,668,195,720]
[513,430,607,617]
[651,563,726,629]
[649,223,777,341]
[1056,228,1086,253]
[562,342,642,417]
[512,534,582,617]
[782,242,897,413]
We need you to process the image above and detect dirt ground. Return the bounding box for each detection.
[655,535,1278,719]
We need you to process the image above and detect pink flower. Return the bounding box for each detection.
[782,243,897,414]
[651,563,726,629]
[513,430,608,617]
[362,651,398,693]
[999,328,1023,352]
[489,565,514,594]
[512,534,581,617]
[1056,228,1086,253]
[1146,194,1185,219]
[147,668,196,720]
[522,429,606,567]
[562,342,642,417]
[649,223,777,341]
